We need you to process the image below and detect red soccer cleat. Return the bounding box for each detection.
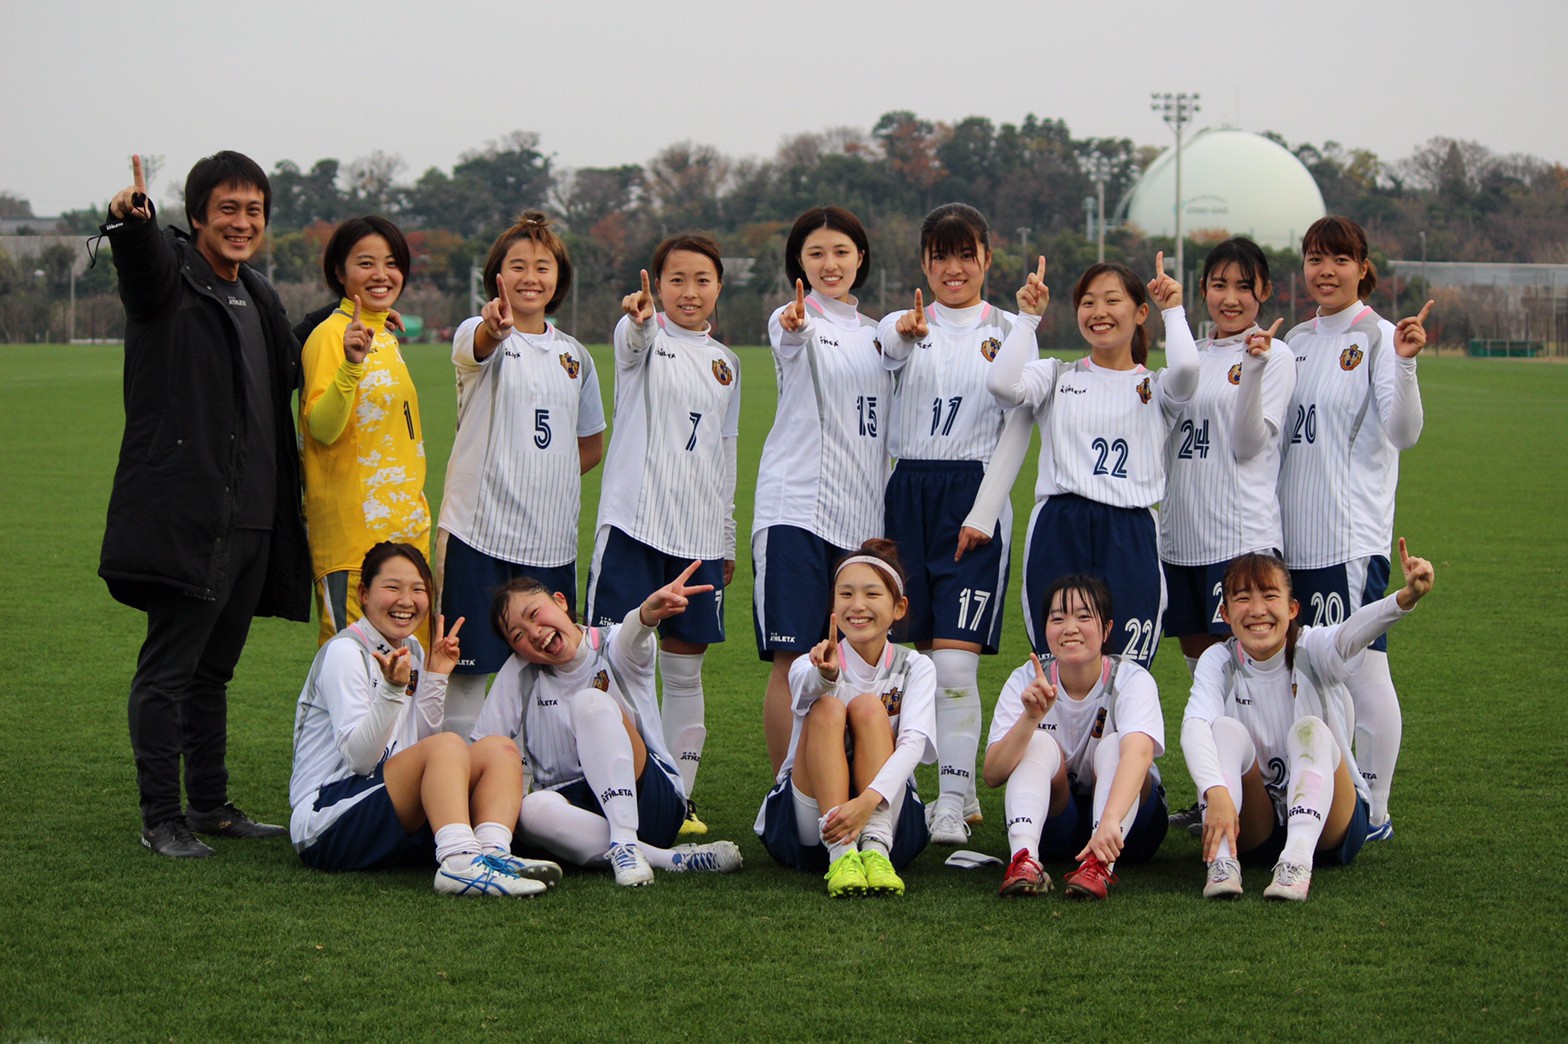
[1063,854,1118,900]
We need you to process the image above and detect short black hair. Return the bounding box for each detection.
[783,206,871,292]
[184,150,270,229]
[920,202,991,263]
[1199,237,1271,296]
[1040,574,1115,656]
[323,216,411,300]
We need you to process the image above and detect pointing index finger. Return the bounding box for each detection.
[1398,536,1410,568]
[351,294,362,323]
[1416,300,1434,324]
[1034,255,1046,282]
[1267,317,1284,338]
[640,268,652,300]
[132,154,147,194]
[913,288,923,312]
[1030,652,1046,682]
[1154,250,1165,276]
[674,559,703,587]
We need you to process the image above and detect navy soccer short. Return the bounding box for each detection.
[557,753,685,850]
[1241,796,1371,868]
[298,763,435,872]
[751,525,852,660]
[883,460,1008,653]
[441,532,577,675]
[1023,494,1165,668]
[1037,783,1169,865]
[757,774,929,873]
[585,527,726,645]
[1289,556,1392,652]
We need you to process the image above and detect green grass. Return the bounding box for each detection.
[2,343,1565,1041]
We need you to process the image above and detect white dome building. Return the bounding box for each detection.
[1119,128,1326,252]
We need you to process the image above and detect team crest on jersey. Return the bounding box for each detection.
[1228,362,1242,385]
[1090,707,1109,739]
[1339,345,1364,371]
[980,336,1001,362]
[405,670,419,698]
[711,359,734,386]
[592,670,609,692]
[558,352,581,379]
[873,337,883,356]
[1136,376,1152,404]
[881,686,903,717]
[1291,682,1298,700]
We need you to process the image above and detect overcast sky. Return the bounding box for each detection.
[5,0,1565,216]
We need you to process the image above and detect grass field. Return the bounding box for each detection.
[2,342,1565,1041]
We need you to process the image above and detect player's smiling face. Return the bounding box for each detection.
[800,227,863,303]
[1220,572,1299,659]
[922,238,990,309]
[1303,249,1367,316]
[502,589,581,666]
[1044,588,1108,668]
[358,555,430,643]
[1076,271,1149,357]
[191,181,266,279]
[833,562,907,659]
[501,240,559,326]
[1203,261,1265,338]
[339,233,404,312]
[657,249,721,331]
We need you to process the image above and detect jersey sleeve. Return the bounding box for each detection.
[962,406,1033,534]
[452,315,496,371]
[472,658,528,742]
[867,652,938,803]
[768,304,812,362]
[1180,644,1232,797]
[1110,663,1165,756]
[986,663,1035,747]
[319,640,408,776]
[615,312,655,369]
[1372,317,1423,450]
[876,312,918,371]
[1156,306,1200,411]
[787,652,834,714]
[1303,592,1411,683]
[575,346,607,437]
[986,313,1054,408]
[300,311,363,445]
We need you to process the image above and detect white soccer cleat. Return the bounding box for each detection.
[1203,857,1243,899]
[1263,860,1312,902]
[608,841,654,887]
[928,807,970,846]
[489,851,564,889]
[667,840,743,874]
[434,854,547,897]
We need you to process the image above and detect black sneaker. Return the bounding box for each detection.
[1169,802,1204,838]
[186,803,287,839]
[142,817,217,859]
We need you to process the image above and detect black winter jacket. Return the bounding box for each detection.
[99,210,311,620]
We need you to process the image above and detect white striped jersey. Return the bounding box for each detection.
[987,655,1164,797]
[1160,329,1297,564]
[472,611,683,796]
[1278,304,1423,569]
[879,301,1018,464]
[754,293,891,549]
[439,317,606,567]
[598,314,741,560]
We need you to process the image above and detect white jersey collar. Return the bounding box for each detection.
[806,290,861,327]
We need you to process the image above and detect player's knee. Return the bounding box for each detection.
[471,733,520,764]
[844,692,885,728]
[568,688,619,729]
[805,695,848,730]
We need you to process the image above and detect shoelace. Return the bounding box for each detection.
[1273,861,1309,885]
[1208,858,1238,882]
[610,845,642,870]
[478,853,519,877]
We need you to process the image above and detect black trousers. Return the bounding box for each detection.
[127,530,271,826]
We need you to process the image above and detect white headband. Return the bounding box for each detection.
[835,555,905,599]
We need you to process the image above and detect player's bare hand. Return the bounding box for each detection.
[1246,317,1285,358]
[1394,300,1434,358]
[1201,786,1239,863]
[1015,255,1049,316]
[809,614,841,682]
[820,791,877,846]
[1148,251,1182,310]
[1076,816,1125,865]
[723,559,735,587]
[780,279,808,332]
[954,525,991,563]
[1396,536,1434,608]
[482,274,514,342]
[640,560,714,626]
[1020,653,1057,724]
[385,308,405,334]
[342,295,373,365]
[371,645,413,689]
[426,615,465,676]
[895,290,929,340]
[623,269,656,322]
[109,154,153,221]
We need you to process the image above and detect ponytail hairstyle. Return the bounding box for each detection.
[1199,236,1272,301]
[1222,553,1301,669]
[1040,574,1115,656]
[1073,262,1151,366]
[1301,215,1377,300]
[919,202,991,265]
[483,211,573,314]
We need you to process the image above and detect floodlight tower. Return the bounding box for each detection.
[1151,92,1200,282]
[1084,153,1115,263]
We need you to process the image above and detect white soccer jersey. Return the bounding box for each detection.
[879,301,1019,464]
[288,621,444,845]
[1277,304,1423,569]
[597,313,741,560]
[472,610,682,796]
[439,317,606,567]
[1160,329,1297,564]
[987,655,1165,797]
[773,640,937,804]
[753,292,892,549]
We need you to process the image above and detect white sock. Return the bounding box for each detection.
[518,790,610,865]
[1281,715,1340,865]
[860,800,894,856]
[822,807,857,864]
[658,650,707,797]
[930,648,981,817]
[1349,649,1401,824]
[1208,716,1256,861]
[570,690,640,846]
[473,820,514,856]
[1090,732,1140,870]
[433,822,481,865]
[1004,731,1059,857]
[442,674,489,739]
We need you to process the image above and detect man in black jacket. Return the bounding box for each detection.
[103,152,310,857]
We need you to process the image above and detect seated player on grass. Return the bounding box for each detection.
[473,564,743,887]
[288,542,557,896]
[755,539,936,898]
[1181,541,1434,901]
[983,575,1168,900]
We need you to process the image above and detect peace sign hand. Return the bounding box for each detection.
[109,154,153,221]
[780,278,808,332]
[1019,653,1056,724]
[1015,255,1050,316]
[809,614,841,683]
[343,295,373,364]
[370,645,413,689]
[481,274,514,342]
[1147,251,1182,310]
[639,560,714,626]
[426,615,465,676]
[1246,317,1285,358]
[895,289,929,340]
[1394,300,1434,358]
[1396,537,1434,607]
[623,269,656,323]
